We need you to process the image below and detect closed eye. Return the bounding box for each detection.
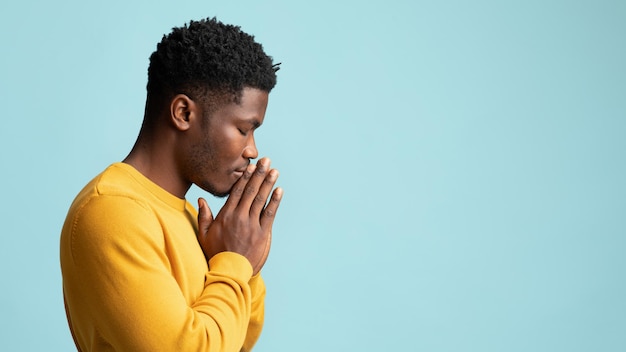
[238,119,261,136]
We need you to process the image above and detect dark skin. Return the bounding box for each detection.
[124,87,282,275]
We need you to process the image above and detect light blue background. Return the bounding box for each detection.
[1,0,625,351]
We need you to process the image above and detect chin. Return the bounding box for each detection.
[211,190,230,198]
[204,187,230,199]
[196,181,232,198]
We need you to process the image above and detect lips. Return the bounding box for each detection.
[233,163,249,177]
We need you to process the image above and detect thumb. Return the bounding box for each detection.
[197,197,213,237]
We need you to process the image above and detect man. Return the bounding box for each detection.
[60,18,283,351]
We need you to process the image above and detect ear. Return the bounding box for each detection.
[170,94,199,131]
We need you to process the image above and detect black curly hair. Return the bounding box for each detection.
[145,17,278,120]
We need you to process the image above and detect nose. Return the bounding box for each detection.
[242,134,258,160]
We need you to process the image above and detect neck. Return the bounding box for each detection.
[123,132,190,199]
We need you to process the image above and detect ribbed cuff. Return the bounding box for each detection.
[208,252,253,282]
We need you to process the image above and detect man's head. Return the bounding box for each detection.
[145,17,278,121]
[134,18,279,198]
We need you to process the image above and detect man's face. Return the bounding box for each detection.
[184,87,269,197]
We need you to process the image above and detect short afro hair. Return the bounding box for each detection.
[146,17,278,112]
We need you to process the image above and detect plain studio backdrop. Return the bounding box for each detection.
[1,0,625,351]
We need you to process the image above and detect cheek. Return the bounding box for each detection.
[219,133,248,159]
[188,141,216,174]
[203,124,248,165]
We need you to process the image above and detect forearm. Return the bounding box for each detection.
[65,252,256,352]
[241,273,266,351]
[62,197,259,352]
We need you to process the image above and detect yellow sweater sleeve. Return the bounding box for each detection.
[242,273,266,351]
[62,193,261,352]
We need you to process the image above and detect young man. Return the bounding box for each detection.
[60,18,283,351]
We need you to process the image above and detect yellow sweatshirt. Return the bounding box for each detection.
[60,163,265,351]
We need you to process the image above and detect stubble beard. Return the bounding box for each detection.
[188,139,232,199]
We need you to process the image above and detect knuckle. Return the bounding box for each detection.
[262,176,275,186]
[254,193,266,203]
[242,168,254,180]
[234,213,247,225]
[244,185,257,196]
[263,208,275,218]
[271,193,281,203]
[231,185,244,196]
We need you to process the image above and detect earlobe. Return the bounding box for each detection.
[170,94,196,131]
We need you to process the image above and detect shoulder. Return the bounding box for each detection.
[64,192,163,257]
[65,164,159,238]
[61,165,165,264]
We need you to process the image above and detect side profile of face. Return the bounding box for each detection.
[184,87,269,197]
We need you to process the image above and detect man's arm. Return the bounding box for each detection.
[63,195,255,352]
[196,157,282,351]
[242,273,266,351]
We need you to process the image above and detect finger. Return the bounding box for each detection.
[223,163,256,210]
[260,187,283,230]
[197,198,213,237]
[237,157,271,211]
[252,229,272,275]
[254,226,273,275]
[249,168,279,218]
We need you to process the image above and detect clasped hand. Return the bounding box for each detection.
[196,158,283,275]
